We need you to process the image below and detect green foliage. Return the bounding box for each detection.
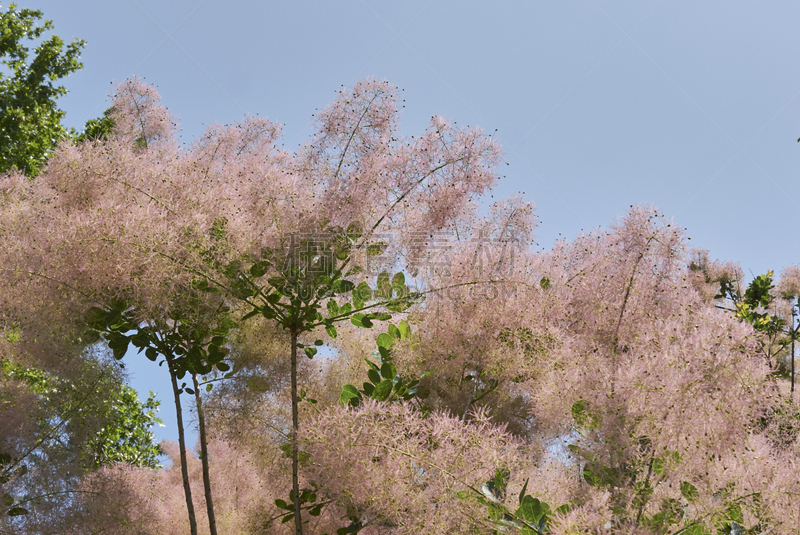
[717,271,786,337]
[0,3,85,176]
[0,359,162,471]
[566,401,765,533]
[74,107,115,144]
[457,469,571,534]
[0,359,162,518]
[340,321,430,407]
[717,270,798,377]
[268,483,364,534]
[570,399,599,431]
[85,387,162,469]
[87,301,235,391]
[193,227,422,533]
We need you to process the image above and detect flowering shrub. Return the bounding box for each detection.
[2,77,799,534]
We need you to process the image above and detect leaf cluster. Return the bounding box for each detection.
[457,468,571,534]
[0,358,162,519]
[340,320,429,406]
[0,3,85,175]
[88,301,234,394]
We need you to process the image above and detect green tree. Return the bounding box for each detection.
[0,358,162,520]
[0,3,84,176]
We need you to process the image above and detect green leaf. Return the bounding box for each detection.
[335,280,355,295]
[398,320,411,339]
[340,384,361,406]
[391,272,405,289]
[241,308,260,321]
[362,382,375,396]
[387,323,400,339]
[7,506,28,516]
[377,271,391,297]
[108,336,130,360]
[517,495,548,524]
[215,362,230,372]
[350,313,373,328]
[249,260,270,278]
[205,383,213,392]
[304,347,318,359]
[367,241,388,256]
[145,347,158,361]
[554,503,572,516]
[386,297,414,313]
[353,281,372,306]
[191,278,209,291]
[376,333,394,349]
[327,299,339,316]
[129,332,150,348]
[680,481,699,502]
[571,399,599,429]
[344,266,364,277]
[380,362,397,381]
[372,379,393,401]
[346,221,363,240]
[367,368,381,385]
[325,324,338,338]
[652,456,666,476]
[726,504,744,524]
[267,276,285,289]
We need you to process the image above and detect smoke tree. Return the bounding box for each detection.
[0,77,501,533]
[2,75,800,535]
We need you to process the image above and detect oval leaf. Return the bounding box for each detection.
[372,379,393,401]
[376,333,395,349]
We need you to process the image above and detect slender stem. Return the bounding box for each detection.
[193,372,217,535]
[792,306,796,401]
[291,326,303,535]
[635,451,656,525]
[166,357,198,535]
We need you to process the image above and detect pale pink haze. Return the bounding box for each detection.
[1,79,799,534]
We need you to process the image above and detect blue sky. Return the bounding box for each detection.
[14,1,800,445]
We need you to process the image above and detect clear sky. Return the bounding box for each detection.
[14,1,800,446]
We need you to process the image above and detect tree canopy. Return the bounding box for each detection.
[1,76,800,534]
[0,3,84,176]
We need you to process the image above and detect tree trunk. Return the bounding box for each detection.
[291,327,303,535]
[167,357,198,535]
[193,372,217,535]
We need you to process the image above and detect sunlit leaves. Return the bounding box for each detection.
[90,302,235,394]
[0,4,85,176]
[459,471,570,535]
[340,322,426,407]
